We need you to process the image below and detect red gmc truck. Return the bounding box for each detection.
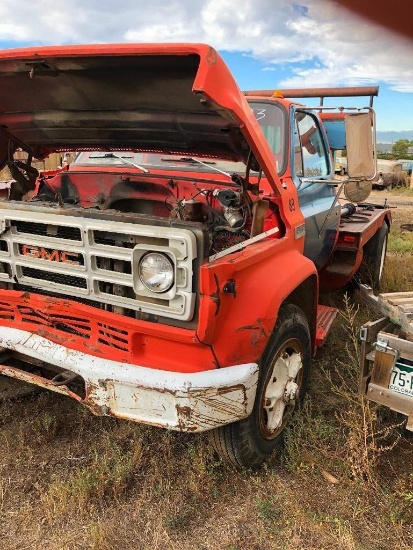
[0,43,391,468]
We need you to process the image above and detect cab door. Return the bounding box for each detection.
[293,110,339,270]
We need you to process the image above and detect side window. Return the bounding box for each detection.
[402,162,412,176]
[295,112,328,178]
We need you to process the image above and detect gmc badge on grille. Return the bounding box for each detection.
[21,245,82,265]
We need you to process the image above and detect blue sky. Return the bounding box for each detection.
[220,51,413,135]
[0,0,412,133]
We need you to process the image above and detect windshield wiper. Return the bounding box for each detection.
[160,156,216,164]
[94,152,149,173]
[160,157,231,179]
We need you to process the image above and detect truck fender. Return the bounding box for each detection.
[197,243,318,367]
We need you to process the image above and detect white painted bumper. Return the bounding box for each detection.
[0,328,259,432]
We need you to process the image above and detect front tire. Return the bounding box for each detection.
[210,304,311,469]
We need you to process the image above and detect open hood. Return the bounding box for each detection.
[0,43,264,172]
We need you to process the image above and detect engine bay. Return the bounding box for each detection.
[32,167,283,257]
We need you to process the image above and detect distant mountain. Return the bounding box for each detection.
[376,130,413,143]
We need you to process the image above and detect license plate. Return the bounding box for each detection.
[389,361,413,397]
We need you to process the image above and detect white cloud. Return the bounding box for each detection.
[0,0,412,92]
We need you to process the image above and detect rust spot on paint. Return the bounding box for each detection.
[216,383,244,396]
[34,327,67,343]
[82,397,107,417]
[235,319,268,348]
[176,404,192,419]
[98,378,108,391]
[206,47,217,66]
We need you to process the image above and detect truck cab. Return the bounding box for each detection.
[243,87,390,291]
[241,98,339,271]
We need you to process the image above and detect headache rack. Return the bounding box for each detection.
[243,86,379,107]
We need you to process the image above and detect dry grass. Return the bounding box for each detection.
[1,193,413,549]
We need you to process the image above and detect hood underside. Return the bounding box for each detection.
[0,43,253,170]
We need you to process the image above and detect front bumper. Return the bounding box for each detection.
[0,327,259,432]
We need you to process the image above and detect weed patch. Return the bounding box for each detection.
[387,225,413,255]
[39,436,143,521]
[382,254,413,292]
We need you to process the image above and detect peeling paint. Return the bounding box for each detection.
[176,404,192,419]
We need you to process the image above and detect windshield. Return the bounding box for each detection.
[71,151,245,174]
[71,102,286,176]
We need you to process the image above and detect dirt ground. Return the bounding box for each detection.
[369,189,413,208]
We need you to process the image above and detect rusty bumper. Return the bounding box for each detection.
[0,327,259,432]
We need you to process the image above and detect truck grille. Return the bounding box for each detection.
[0,208,197,321]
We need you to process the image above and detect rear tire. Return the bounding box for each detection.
[358,222,388,292]
[209,304,311,469]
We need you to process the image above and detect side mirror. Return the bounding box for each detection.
[345,112,375,179]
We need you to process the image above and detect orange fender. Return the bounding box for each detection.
[197,237,318,367]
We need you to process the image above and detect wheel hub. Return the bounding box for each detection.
[284,380,299,402]
[263,349,302,434]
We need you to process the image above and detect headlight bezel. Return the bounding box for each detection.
[132,245,180,300]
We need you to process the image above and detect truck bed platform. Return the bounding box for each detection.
[338,204,388,237]
[359,285,413,336]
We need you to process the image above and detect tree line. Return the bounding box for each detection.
[378,139,413,160]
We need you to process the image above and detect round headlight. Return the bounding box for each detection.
[138,252,174,293]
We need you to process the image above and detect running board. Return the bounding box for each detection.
[316,305,338,347]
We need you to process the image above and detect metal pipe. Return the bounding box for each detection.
[243,86,379,99]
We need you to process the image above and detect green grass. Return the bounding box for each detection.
[382,254,413,293]
[387,226,413,255]
[388,235,413,254]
